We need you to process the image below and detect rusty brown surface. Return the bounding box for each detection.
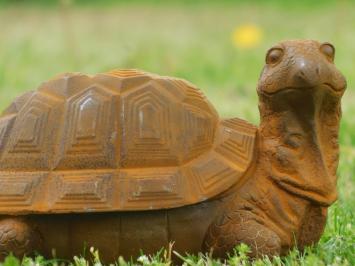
[0,40,346,260]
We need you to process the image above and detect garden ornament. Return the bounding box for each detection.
[0,40,346,260]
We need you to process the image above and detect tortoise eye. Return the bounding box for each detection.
[266,48,284,65]
[320,42,335,62]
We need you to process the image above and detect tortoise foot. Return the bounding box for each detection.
[0,219,41,260]
[203,212,281,258]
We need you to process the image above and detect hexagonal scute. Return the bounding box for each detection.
[180,105,217,162]
[55,85,120,169]
[120,81,180,167]
[0,172,46,212]
[0,92,64,170]
[47,171,115,211]
[119,76,219,167]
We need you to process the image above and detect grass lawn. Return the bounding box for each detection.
[0,1,354,265]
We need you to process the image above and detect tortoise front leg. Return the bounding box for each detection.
[0,218,41,259]
[297,205,327,251]
[203,210,281,258]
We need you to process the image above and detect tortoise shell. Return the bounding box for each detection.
[0,70,257,214]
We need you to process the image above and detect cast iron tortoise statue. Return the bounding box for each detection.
[0,40,346,261]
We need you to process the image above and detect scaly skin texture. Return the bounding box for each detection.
[203,142,328,257]
[204,40,346,258]
[0,219,41,258]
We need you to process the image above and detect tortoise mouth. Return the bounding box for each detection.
[258,83,344,96]
[323,82,346,93]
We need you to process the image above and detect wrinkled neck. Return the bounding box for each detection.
[258,89,341,205]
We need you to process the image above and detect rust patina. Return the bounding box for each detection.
[0,40,346,260]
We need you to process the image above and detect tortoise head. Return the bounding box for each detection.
[257,40,346,95]
[257,40,347,206]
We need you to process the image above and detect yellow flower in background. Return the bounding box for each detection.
[232,24,263,49]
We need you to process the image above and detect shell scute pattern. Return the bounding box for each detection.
[0,70,256,213]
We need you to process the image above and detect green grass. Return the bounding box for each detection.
[0,1,354,265]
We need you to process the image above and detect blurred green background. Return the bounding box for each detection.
[0,0,354,263]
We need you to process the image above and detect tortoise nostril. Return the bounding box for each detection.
[316,66,321,76]
[296,69,307,82]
